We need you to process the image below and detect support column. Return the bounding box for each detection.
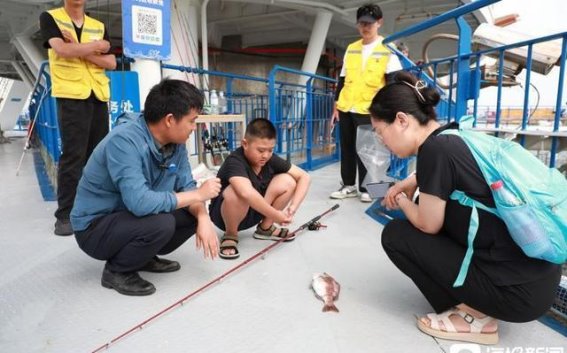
[299,10,333,85]
[163,0,201,86]
[11,61,34,89]
[0,79,29,133]
[299,10,333,153]
[201,0,211,89]
[12,35,45,79]
[131,59,161,108]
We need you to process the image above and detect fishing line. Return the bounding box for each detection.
[15,85,51,176]
[91,204,339,352]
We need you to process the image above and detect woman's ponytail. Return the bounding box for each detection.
[369,72,441,125]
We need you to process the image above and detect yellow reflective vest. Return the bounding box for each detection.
[47,8,110,101]
[336,39,390,114]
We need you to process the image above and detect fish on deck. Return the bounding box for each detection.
[311,272,340,313]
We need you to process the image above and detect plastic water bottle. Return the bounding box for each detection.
[210,89,219,115]
[203,89,209,105]
[202,89,211,114]
[490,180,521,206]
[218,91,226,114]
[490,180,553,259]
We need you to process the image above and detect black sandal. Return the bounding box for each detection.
[219,234,240,260]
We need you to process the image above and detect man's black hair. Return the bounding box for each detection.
[144,79,204,124]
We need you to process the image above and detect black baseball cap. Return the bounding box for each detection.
[356,4,383,24]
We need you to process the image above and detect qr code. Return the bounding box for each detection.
[132,5,163,45]
[137,12,157,35]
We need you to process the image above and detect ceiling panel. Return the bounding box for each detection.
[0,0,485,81]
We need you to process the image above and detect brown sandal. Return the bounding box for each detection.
[253,224,294,242]
[219,234,239,260]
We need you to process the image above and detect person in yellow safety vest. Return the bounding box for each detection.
[39,0,116,236]
[330,4,402,203]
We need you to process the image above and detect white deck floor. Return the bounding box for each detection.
[1,136,565,353]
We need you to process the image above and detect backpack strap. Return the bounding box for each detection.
[450,190,498,216]
[441,118,501,286]
[449,190,498,287]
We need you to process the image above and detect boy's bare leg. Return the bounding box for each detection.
[259,173,297,234]
[220,185,249,256]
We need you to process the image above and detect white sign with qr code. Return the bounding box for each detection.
[132,5,163,45]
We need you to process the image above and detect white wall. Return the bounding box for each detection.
[0,80,29,130]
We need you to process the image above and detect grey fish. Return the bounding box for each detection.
[311,273,340,313]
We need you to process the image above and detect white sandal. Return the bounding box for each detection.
[416,308,499,345]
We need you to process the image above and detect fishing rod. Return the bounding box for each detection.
[210,124,223,165]
[201,123,220,167]
[15,87,51,176]
[218,125,231,161]
[91,204,340,353]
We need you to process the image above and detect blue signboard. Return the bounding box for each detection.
[122,0,171,60]
[107,71,141,127]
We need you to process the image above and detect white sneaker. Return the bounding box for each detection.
[330,185,358,199]
[360,192,372,203]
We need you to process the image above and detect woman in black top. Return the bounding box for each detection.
[369,72,561,344]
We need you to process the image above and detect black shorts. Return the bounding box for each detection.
[209,193,263,232]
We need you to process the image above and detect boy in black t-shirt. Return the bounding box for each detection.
[209,118,310,259]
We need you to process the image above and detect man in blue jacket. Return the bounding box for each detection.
[71,79,221,296]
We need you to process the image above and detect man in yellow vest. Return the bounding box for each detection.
[330,4,402,202]
[40,0,116,236]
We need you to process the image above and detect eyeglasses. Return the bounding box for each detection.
[373,123,393,141]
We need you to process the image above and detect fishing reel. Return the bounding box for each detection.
[202,139,212,151]
[307,221,327,231]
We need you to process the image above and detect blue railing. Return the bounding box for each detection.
[385,0,500,121]
[268,65,337,170]
[28,0,567,194]
[162,64,338,170]
[29,61,60,164]
[387,0,500,44]
[28,61,338,194]
[384,0,567,170]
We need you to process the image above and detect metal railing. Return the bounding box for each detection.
[28,0,567,194]
[385,0,500,121]
[27,62,338,197]
[384,0,567,171]
[28,61,60,165]
[162,64,338,170]
[268,65,337,170]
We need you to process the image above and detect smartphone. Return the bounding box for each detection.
[366,181,394,200]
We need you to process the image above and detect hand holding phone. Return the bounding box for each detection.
[366,181,394,200]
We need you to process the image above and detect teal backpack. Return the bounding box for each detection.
[440,115,567,287]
